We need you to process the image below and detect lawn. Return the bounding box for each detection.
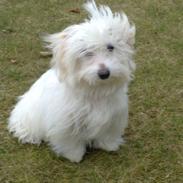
[0,0,182,182]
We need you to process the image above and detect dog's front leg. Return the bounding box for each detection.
[49,135,86,163]
[93,113,127,152]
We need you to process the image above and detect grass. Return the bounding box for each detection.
[0,0,182,182]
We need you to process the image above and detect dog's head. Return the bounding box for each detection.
[44,0,136,89]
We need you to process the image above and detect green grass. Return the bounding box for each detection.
[0,0,182,182]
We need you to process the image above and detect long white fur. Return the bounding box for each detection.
[8,0,136,162]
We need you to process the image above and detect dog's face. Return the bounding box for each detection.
[45,1,135,88]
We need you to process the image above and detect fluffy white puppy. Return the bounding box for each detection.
[8,0,136,162]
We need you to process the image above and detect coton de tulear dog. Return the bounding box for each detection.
[8,0,136,162]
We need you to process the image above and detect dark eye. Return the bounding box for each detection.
[107,44,114,52]
[80,49,94,57]
[85,52,94,57]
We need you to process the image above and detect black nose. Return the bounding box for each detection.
[98,69,110,80]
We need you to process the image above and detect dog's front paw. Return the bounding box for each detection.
[62,149,85,163]
[93,137,124,152]
[52,144,85,163]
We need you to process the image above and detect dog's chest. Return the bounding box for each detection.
[72,95,123,138]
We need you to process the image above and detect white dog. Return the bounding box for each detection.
[8,0,136,162]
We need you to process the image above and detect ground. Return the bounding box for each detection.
[0,0,182,182]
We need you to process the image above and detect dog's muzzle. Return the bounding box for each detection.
[98,69,110,80]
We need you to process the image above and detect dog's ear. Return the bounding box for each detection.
[42,30,71,80]
[120,13,136,47]
[127,25,135,47]
[127,26,136,75]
